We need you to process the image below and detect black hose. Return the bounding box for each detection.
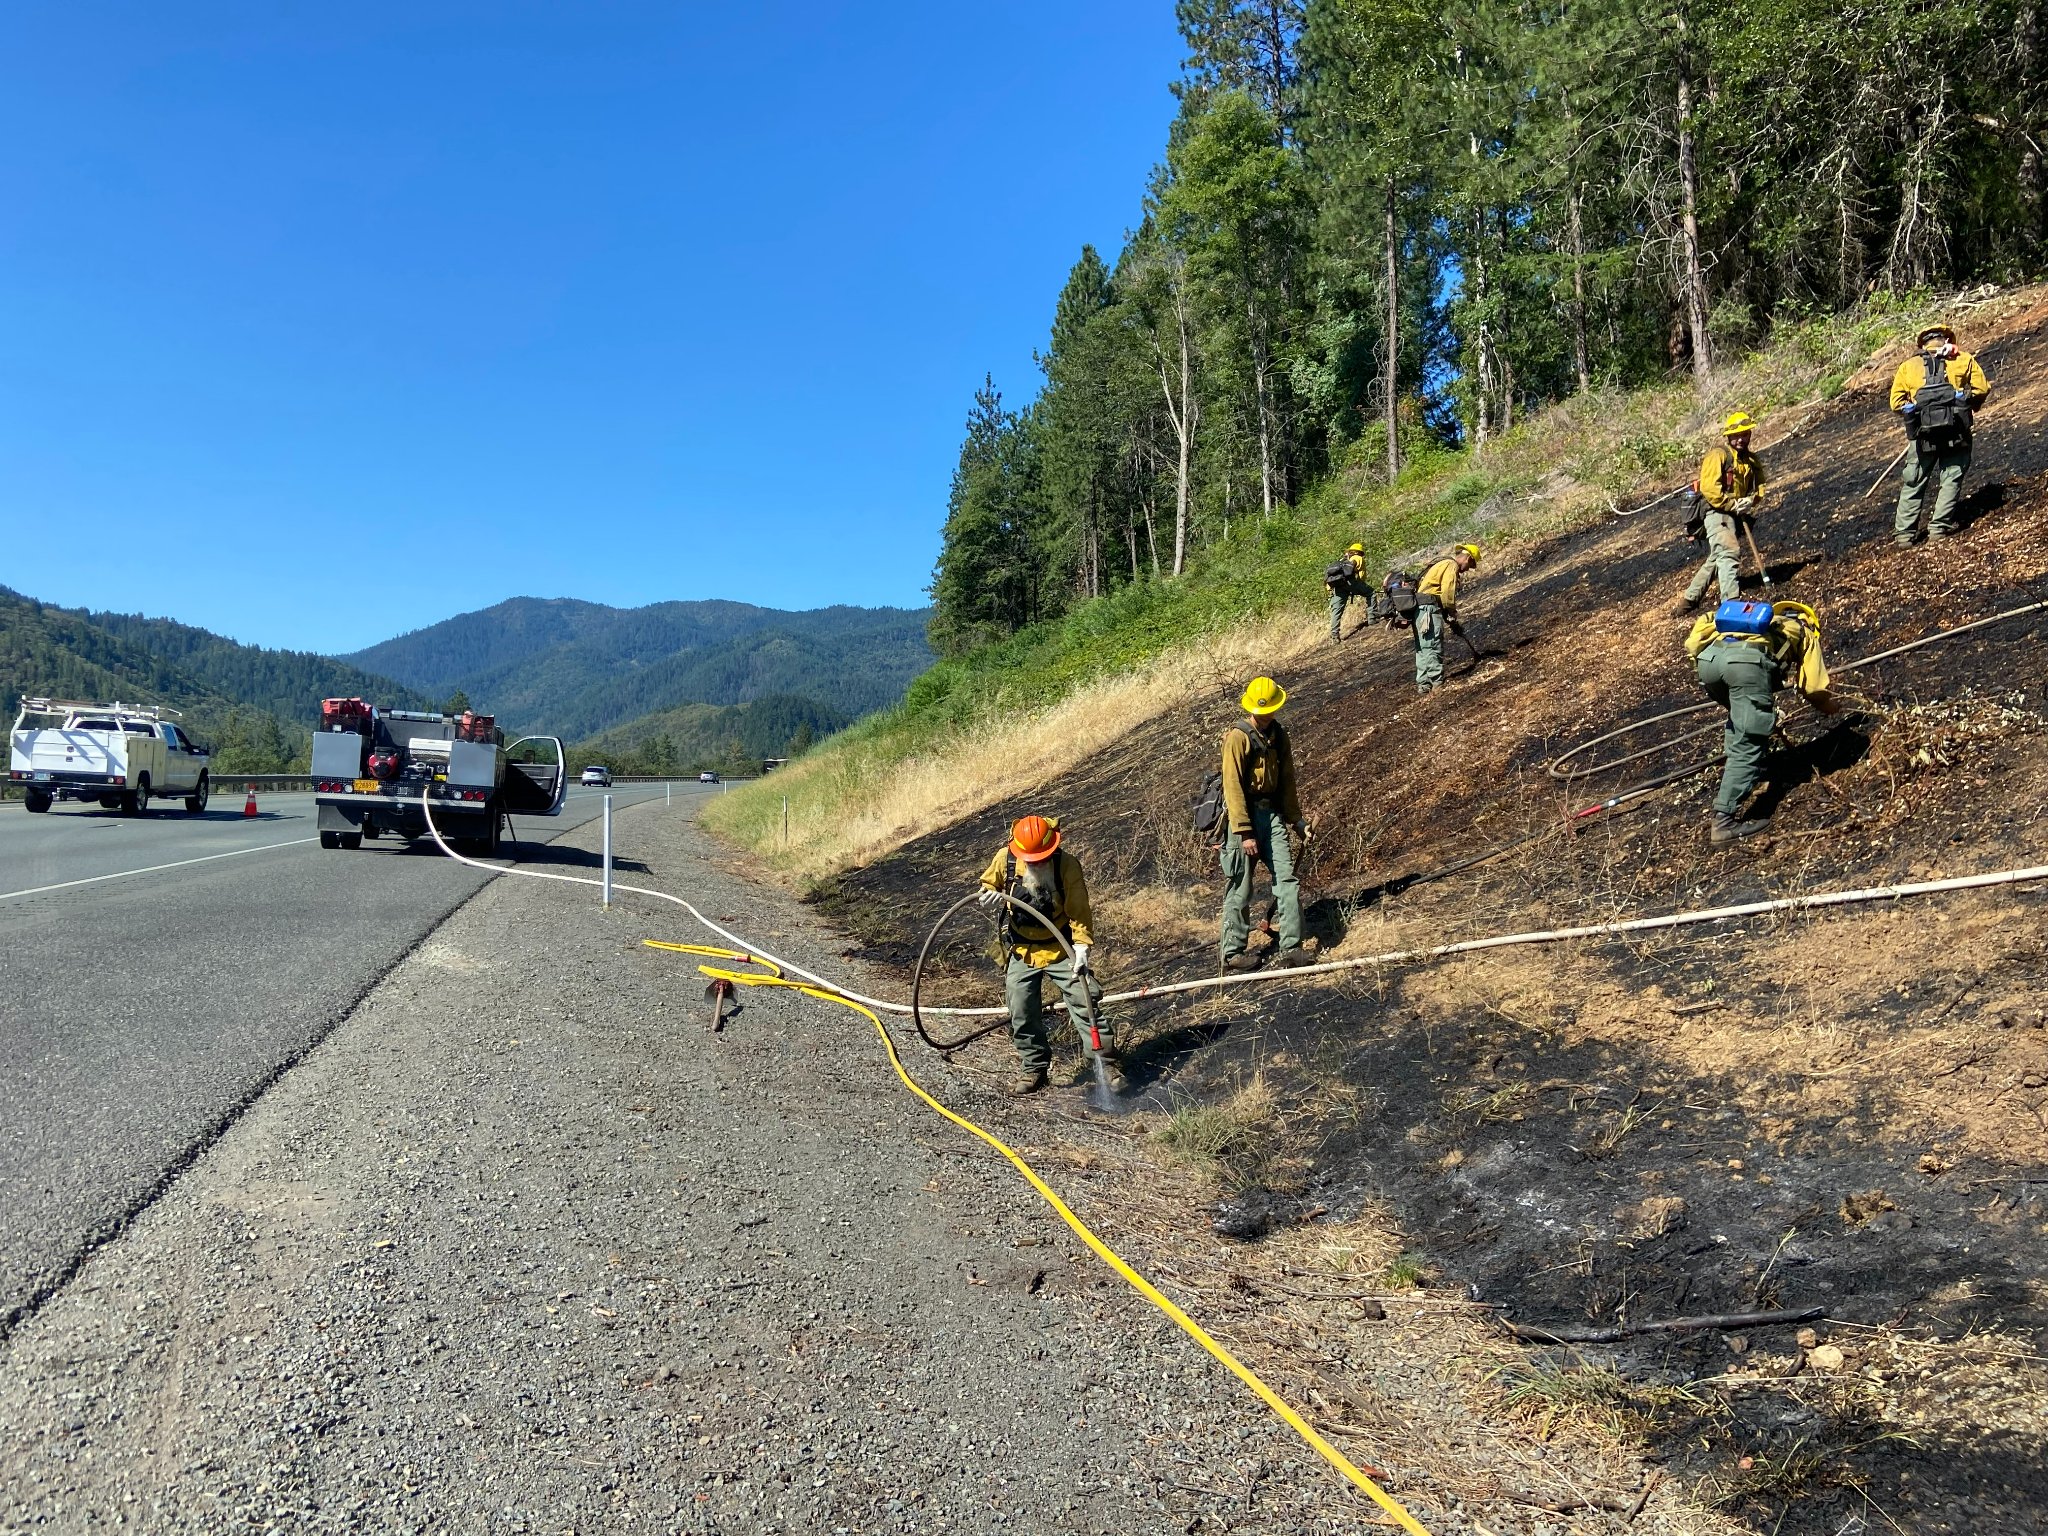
[909,890,1101,1055]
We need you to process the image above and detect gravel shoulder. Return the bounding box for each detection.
[0,798,1374,1534]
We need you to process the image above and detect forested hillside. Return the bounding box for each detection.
[569,693,850,778]
[0,587,321,773]
[76,608,430,722]
[929,0,2046,649]
[347,597,932,738]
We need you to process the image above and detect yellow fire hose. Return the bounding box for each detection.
[648,939,1435,1536]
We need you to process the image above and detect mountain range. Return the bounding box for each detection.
[344,597,932,741]
[3,586,931,773]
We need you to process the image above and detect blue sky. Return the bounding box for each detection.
[0,3,1181,653]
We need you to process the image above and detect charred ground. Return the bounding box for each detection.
[806,296,2048,1534]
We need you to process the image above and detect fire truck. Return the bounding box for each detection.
[310,698,565,853]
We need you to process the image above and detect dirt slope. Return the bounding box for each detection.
[812,291,2048,1534]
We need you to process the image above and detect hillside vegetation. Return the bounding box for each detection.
[568,693,849,779]
[0,586,419,775]
[705,292,1927,876]
[345,596,932,742]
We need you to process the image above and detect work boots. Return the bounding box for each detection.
[1221,950,1264,974]
[1709,812,1772,844]
[1007,1067,1049,1096]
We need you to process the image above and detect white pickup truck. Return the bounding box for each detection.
[8,697,212,816]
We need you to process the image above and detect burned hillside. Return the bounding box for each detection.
[807,295,2048,1534]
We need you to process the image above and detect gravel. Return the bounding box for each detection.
[0,797,1387,1534]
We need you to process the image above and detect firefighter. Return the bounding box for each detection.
[1219,677,1313,972]
[1325,542,1370,641]
[978,815,1125,1096]
[1414,544,1479,695]
[1680,412,1767,610]
[1891,323,1991,546]
[1685,600,1840,843]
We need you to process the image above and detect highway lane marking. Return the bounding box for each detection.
[0,785,682,901]
[0,837,321,904]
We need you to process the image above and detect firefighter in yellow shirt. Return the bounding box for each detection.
[977,815,1125,1096]
[1681,412,1767,608]
[1685,600,1841,843]
[1219,677,1312,971]
[1890,323,1991,545]
[1413,544,1479,695]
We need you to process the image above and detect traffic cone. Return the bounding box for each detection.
[243,783,258,817]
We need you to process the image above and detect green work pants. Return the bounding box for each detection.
[1683,511,1742,604]
[1695,642,1778,816]
[1219,803,1301,962]
[1413,606,1445,692]
[1004,953,1106,1073]
[1327,584,1361,640]
[1895,439,1971,541]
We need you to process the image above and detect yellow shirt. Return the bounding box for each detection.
[1889,349,1990,411]
[978,846,1092,963]
[1418,557,1462,616]
[1699,444,1765,512]
[1685,612,1834,704]
[1221,722,1301,835]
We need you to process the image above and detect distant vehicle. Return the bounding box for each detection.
[311,698,566,854]
[699,771,721,784]
[9,697,210,816]
[580,765,612,787]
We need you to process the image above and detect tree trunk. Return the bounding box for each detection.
[1471,206,1495,449]
[1568,177,1590,394]
[1675,5,1713,391]
[1384,176,1401,480]
[1142,489,1162,578]
[1173,286,1196,575]
[1153,257,1199,579]
[1248,288,1277,518]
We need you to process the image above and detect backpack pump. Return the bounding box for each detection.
[1909,350,1970,447]
[999,850,1067,947]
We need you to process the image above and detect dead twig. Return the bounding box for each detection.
[1505,1304,1824,1345]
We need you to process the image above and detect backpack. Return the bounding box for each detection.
[1713,598,1774,638]
[1191,769,1227,838]
[998,850,1068,948]
[1910,351,1971,447]
[1324,560,1355,589]
[1682,480,1705,542]
[1378,570,1420,627]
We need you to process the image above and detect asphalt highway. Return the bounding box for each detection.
[0,782,706,1331]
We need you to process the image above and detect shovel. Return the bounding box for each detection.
[1740,521,1772,587]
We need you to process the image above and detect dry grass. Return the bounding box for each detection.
[1152,1071,1281,1187]
[705,612,1318,883]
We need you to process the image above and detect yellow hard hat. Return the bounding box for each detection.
[1345,542,1365,555]
[1773,600,1819,632]
[1917,323,1955,346]
[1240,676,1288,716]
[1723,411,1758,435]
[1457,543,1481,566]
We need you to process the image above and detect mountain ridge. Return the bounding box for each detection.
[343,595,933,739]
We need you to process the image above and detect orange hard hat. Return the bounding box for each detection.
[1009,815,1061,862]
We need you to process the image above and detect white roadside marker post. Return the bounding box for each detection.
[602,794,613,908]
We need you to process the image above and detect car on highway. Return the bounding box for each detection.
[580,765,612,787]
[698,771,720,784]
[9,697,211,816]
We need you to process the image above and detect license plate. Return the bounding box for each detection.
[353,779,381,793]
[34,772,51,782]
